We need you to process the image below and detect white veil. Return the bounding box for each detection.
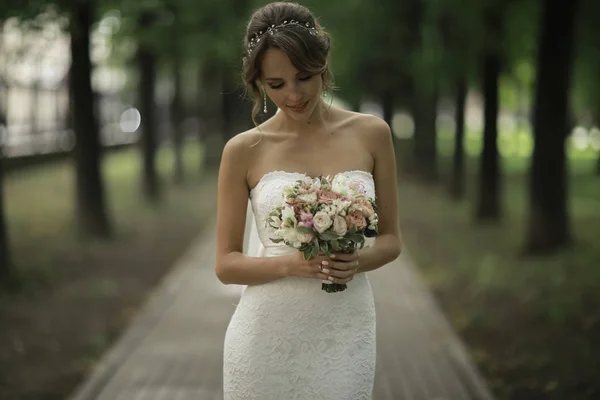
[243,199,264,258]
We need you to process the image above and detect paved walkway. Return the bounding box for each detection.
[69,209,494,399]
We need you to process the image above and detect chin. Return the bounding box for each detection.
[282,99,318,121]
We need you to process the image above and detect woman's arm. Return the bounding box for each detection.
[355,116,402,273]
[214,133,331,285]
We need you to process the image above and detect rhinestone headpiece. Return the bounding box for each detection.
[247,19,318,56]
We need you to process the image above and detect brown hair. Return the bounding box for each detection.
[242,2,334,125]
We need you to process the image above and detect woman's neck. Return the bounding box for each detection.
[273,101,333,138]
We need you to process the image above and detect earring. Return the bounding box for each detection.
[263,91,268,113]
[323,90,328,98]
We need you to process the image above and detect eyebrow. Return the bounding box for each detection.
[264,72,306,81]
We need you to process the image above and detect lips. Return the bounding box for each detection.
[287,100,309,111]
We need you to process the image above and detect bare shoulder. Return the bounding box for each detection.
[219,127,265,188]
[336,109,392,151]
[222,128,263,164]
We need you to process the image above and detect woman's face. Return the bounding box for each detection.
[260,47,323,122]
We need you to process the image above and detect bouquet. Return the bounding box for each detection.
[266,174,379,293]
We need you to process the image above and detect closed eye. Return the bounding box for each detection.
[267,74,314,90]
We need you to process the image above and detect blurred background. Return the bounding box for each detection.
[0,0,599,398]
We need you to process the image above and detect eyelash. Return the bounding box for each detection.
[269,75,312,90]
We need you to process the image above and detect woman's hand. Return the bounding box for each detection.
[286,252,334,281]
[321,251,360,285]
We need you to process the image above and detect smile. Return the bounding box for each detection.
[287,100,309,112]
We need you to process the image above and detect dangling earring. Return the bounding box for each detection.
[263,90,268,113]
[323,90,327,98]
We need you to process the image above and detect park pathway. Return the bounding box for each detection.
[69,202,494,400]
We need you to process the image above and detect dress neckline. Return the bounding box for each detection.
[249,170,373,196]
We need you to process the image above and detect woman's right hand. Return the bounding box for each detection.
[285,252,332,281]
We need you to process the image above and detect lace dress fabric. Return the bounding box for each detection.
[223,171,377,400]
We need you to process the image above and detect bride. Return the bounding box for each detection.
[216,2,402,399]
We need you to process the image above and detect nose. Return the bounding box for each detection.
[287,84,302,103]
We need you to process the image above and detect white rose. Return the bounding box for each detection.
[296,229,314,244]
[281,206,297,227]
[312,211,332,233]
[278,227,313,248]
[332,215,348,236]
[331,174,349,196]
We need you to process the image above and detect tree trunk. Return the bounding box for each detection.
[525,0,579,253]
[595,112,600,176]
[450,75,467,200]
[171,56,184,184]
[170,6,184,183]
[69,0,111,237]
[475,5,504,222]
[0,142,10,283]
[137,12,160,202]
[201,64,227,169]
[412,86,438,181]
[476,47,502,220]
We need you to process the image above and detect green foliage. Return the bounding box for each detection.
[572,0,600,119]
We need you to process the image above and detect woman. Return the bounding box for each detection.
[216,2,402,399]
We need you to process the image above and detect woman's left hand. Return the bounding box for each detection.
[319,251,360,284]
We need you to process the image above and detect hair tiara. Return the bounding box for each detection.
[247,19,318,55]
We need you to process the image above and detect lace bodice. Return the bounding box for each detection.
[249,170,376,249]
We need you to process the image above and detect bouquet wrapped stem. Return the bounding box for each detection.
[321,245,355,293]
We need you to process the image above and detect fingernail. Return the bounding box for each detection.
[323,280,331,284]
[328,276,334,281]
[329,254,336,258]
[322,268,329,274]
[321,260,329,266]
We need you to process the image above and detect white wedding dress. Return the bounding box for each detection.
[223,170,377,400]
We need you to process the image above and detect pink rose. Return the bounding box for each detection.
[355,198,375,218]
[346,210,367,230]
[317,190,339,204]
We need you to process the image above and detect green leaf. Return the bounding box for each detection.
[330,240,341,251]
[319,241,330,254]
[320,231,339,241]
[311,245,319,257]
[297,226,313,234]
[303,248,312,260]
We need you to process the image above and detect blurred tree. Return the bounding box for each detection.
[0,116,9,281]
[525,0,579,252]
[168,3,184,184]
[0,0,113,237]
[70,0,112,236]
[0,11,10,280]
[475,0,507,221]
[571,0,600,175]
[438,0,482,199]
[410,0,441,182]
[135,7,161,202]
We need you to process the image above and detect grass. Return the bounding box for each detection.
[397,133,600,399]
[3,139,207,292]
